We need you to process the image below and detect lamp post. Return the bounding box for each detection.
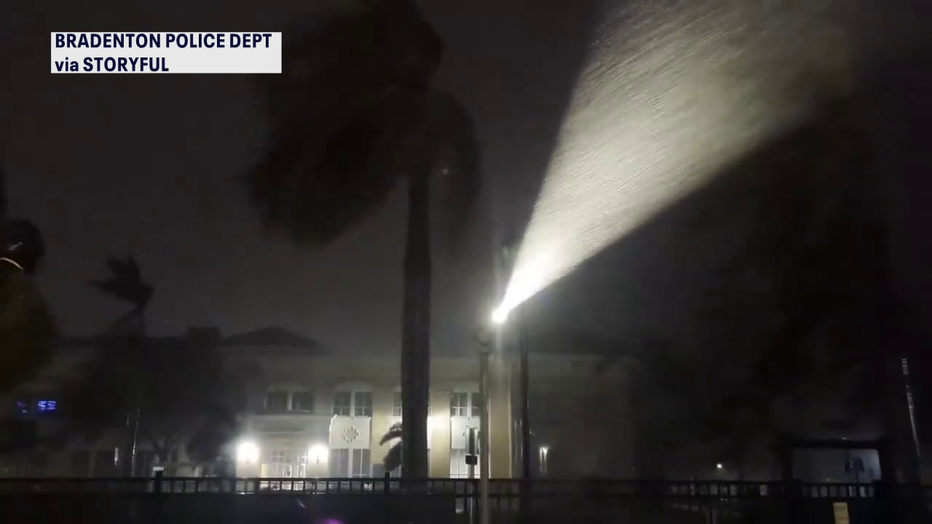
[475,328,493,524]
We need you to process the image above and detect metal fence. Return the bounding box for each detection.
[0,476,929,524]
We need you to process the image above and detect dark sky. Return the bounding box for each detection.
[6,0,932,355]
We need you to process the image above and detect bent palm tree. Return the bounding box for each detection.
[90,255,154,336]
[249,0,479,478]
[380,422,404,474]
[89,255,154,476]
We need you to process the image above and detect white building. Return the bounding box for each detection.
[0,326,634,480]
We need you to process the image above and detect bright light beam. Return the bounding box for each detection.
[495,2,848,317]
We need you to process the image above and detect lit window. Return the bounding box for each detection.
[449,449,480,478]
[330,449,350,477]
[392,392,402,417]
[450,392,468,417]
[333,392,352,416]
[351,449,371,477]
[37,400,58,413]
[354,392,372,417]
[291,392,314,412]
[265,392,288,412]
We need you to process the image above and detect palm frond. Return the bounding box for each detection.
[89,256,154,308]
[379,421,403,446]
[383,441,403,473]
[260,1,441,125]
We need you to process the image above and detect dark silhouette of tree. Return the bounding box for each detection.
[90,256,154,335]
[591,92,899,477]
[0,164,6,219]
[60,331,240,473]
[380,421,404,473]
[249,0,479,478]
[0,216,55,396]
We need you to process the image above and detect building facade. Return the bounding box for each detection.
[0,326,637,480]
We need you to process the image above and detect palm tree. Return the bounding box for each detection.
[90,256,154,336]
[380,421,404,474]
[249,0,480,478]
[90,255,154,476]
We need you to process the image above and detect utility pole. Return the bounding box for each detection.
[519,317,531,480]
[479,342,491,524]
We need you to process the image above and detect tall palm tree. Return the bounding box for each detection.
[249,0,480,478]
[89,255,154,476]
[90,256,154,336]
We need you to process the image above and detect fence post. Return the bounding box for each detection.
[153,470,163,494]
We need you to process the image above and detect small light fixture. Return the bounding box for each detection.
[237,441,260,464]
[716,463,724,470]
[309,444,329,464]
[492,306,509,325]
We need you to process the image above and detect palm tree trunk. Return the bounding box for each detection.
[401,172,431,479]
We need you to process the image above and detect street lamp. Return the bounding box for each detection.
[236,441,260,464]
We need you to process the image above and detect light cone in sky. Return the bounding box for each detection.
[495,0,859,318]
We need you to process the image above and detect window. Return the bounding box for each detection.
[330,449,350,477]
[265,392,288,412]
[354,392,372,417]
[449,449,480,479]
[333,392,352,416]
[471,393,482,418]
[451,392,468,417]
[270,450,287,464]
[37,399,58,413]
[392,391,403,417]
[291,392,314,412]
[352,449,371,477]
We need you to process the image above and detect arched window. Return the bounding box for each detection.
[450,384,481,419]
[332,383,373,417]
[264,384,314,413]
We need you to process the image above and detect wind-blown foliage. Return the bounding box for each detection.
[249,0,480,478]
[596,93,896,476]
[90,256,154,335]
[59,332,240,468]
[380,421,404,473]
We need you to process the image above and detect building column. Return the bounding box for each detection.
[490,354,514,478]
[430,388,451,477]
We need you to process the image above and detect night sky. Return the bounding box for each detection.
[6,1,932,355]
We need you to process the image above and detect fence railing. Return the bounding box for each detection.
[0,476,925,497]
[0,476,929,524]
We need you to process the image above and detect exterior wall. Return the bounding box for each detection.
[2,338,636,480]
[234,355,513,480]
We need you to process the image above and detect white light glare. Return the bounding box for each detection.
[716,463,724,470]
[309,444,329,463]
[237,441,260,464]
[491,306,509,325]
[496,4,805,313]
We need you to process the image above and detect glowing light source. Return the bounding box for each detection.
[491,306,509,325]
[716,463,724,470]
[495,4,811,313]
[236,441,260,464]
[309,444,329,464]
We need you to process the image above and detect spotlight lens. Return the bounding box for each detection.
[491,306,509,325]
